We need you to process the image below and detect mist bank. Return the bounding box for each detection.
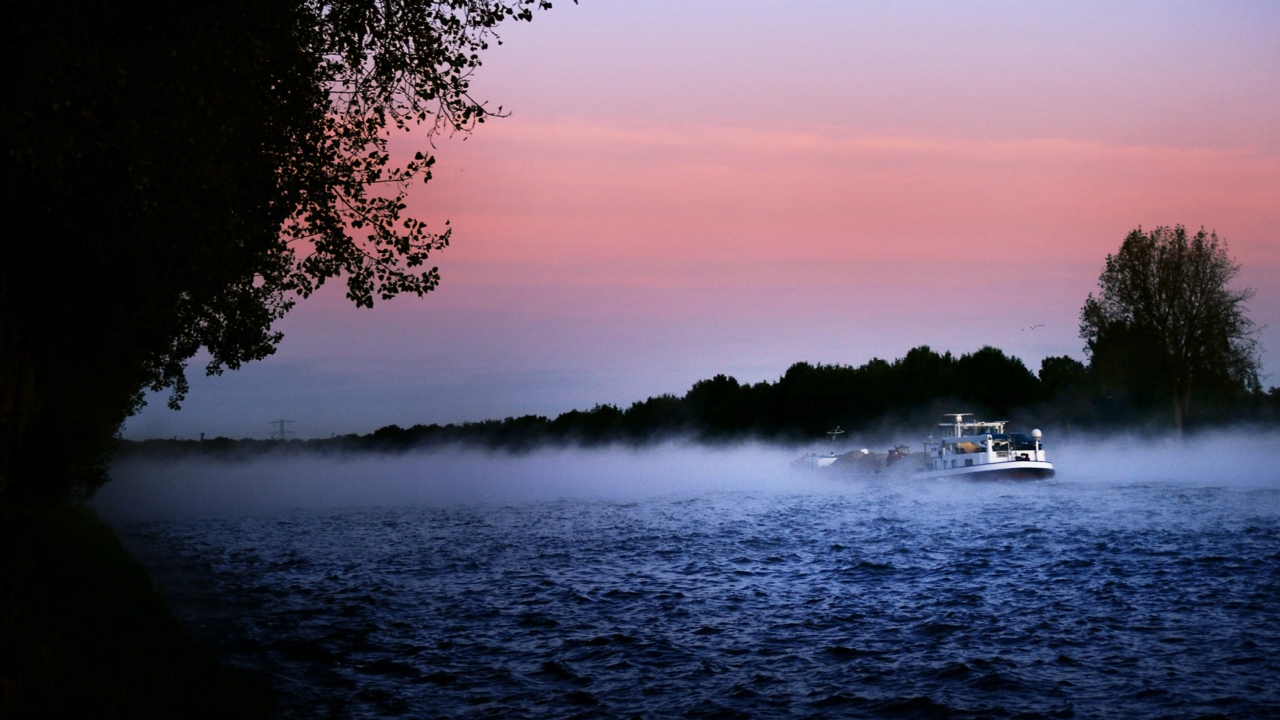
[97,431,1280,524]
[121,345,1280,458]
[99,444,826,523]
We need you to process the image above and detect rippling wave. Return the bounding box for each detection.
[115,469,1280,719]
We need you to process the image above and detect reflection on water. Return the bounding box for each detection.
[104,450,1280,719]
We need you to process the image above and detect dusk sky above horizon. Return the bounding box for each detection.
[125,1,1280,439]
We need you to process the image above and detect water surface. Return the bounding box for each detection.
[104,442,1280,718]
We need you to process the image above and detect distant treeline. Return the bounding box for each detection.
[119,345,1280,457]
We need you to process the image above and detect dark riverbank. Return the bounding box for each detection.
[0,503,272,719]
[119,346,1280,456]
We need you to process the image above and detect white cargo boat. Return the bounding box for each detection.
[913,414,1054,480]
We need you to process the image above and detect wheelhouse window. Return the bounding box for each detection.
[992,433,1037,451]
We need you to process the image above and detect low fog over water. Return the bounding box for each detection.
[97,431,1280,523]
[98,443,823,522]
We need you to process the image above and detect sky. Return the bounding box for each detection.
[125,1,1280,439]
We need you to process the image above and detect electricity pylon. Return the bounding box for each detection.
[268,419,294,441]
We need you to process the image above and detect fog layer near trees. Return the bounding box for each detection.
[99,430,1280,523]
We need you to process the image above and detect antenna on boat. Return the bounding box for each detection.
[941,413,971,438]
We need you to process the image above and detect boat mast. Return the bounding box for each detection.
[941,413,970,438]
[826,426,845,452]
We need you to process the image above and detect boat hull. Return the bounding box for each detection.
[912,460,1054,481]
[790,454,839,470]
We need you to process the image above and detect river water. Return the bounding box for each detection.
[99,438,1280,719]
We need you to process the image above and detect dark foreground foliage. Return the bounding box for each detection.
[121,345,1280,457]
[2,0,553,512]
[0,504,272,719]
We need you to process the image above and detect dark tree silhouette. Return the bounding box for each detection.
[1080,225,1260,433]
[952,346,1041,417]
[1,0,555,510]
[1038,356,1088,400]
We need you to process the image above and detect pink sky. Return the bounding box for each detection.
[126,1,1280,438]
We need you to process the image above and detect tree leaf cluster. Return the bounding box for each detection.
[676,345,1044,439]
[1,0,553,506]
[1080,225,1260,431]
